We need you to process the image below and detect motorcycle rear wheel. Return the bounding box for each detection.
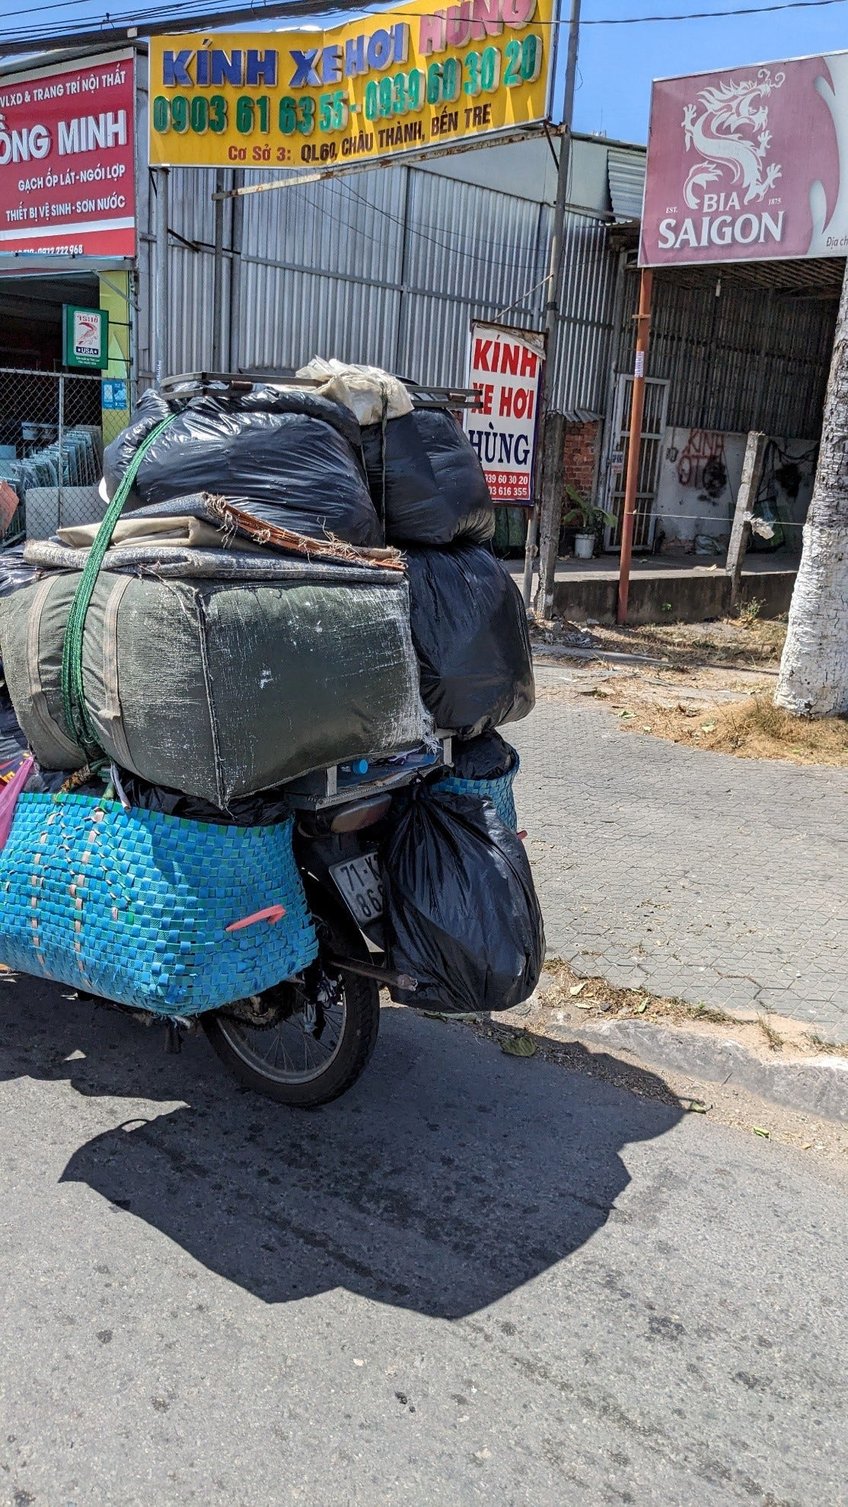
[201,965,379,1109]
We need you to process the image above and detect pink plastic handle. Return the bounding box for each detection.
[0,757,33,852]
[225,903,287,933]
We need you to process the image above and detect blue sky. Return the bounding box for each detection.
[2,0,848,144]
[574,0,848,142]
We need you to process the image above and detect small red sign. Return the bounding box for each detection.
[0,51,135,259]
[465,322,545,504]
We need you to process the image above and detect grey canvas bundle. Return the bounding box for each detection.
[0,566,425,806]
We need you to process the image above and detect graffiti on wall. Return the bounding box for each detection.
[675,428,729,498]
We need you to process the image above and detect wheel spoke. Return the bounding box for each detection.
[218,992,348,1086]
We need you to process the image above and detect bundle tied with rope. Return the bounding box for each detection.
[0,408,426,806]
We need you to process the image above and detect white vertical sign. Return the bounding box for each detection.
[465,322,545,503]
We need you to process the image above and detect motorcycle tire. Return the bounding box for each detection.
[201,962,380,1109]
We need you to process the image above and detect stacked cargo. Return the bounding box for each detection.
[0,362,542,1024]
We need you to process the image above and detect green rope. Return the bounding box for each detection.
[60,414,176,756]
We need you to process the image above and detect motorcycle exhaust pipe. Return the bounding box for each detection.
[330,955,417,993]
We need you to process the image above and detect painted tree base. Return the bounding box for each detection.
[776,523,848,718]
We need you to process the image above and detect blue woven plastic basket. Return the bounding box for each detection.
[439,756,519,830]
[0,793,318,1016]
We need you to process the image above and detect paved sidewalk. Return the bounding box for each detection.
[510,667,848,1042]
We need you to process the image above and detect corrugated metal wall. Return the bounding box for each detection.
[146,161,623,416]
[617,267,834,438]
[140,161,832,443]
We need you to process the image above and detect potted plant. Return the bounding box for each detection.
[562,485,616,560]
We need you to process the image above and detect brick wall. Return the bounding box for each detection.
[557,419,601,550]
[562,420,600,501]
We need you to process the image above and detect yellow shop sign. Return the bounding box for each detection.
[148,0,555,170]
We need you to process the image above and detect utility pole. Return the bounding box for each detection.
[531,0,582,618]
[153,167,170,384]
[616,267,653,624]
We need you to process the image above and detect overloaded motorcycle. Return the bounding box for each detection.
[199,746,446,1109]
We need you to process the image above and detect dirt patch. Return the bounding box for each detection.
[532,609,787,672]
[529,960,848,1057]
[614,693,848,769]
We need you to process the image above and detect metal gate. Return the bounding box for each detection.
[0,367,120,547]
[602,374,670,551]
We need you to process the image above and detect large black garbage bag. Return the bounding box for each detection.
[451,729,517,780]
[406,545,534,737]
[382,785,544,1014]
[361,409,495,545]
[103,385,382,546]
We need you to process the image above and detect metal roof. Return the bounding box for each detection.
[607,147,646,224]
[656,257,844,299]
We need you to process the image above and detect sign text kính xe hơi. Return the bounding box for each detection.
[466,322,544,502]
[148,0,555,171]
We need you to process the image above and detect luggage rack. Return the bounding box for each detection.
[159,372,481,411]
[284,736,453,812]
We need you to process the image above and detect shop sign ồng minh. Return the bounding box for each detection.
[466,322,544,502]
[148,0,554,171]
[0,50,135,258]
[641,50,848,267]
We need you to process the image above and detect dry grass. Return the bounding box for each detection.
[534,962,846,1060]
[538,962,731,1028]
[618,694,848,768]
[536,610,788,670]
[757,1013,785,1052]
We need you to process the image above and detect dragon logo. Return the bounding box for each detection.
[682,67,785,211]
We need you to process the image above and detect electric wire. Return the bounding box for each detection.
[0,0,847,46]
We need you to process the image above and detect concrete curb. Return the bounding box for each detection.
[560,1016,848,1125]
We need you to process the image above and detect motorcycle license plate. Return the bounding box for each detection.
[330,851,384,925]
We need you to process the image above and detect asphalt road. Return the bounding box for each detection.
[1,979,846,1507]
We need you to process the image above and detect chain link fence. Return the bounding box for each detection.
[0,365,131,548]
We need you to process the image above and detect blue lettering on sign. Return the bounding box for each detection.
[344,36,367,78]
[163,49,193,87]
[321,44,343,84]
[162,48,278,88]
[246,50,277,85]
[289,49,321,87]
[102,379,127,410]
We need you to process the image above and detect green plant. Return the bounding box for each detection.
[561,484,616,534]
[739,595,763,626]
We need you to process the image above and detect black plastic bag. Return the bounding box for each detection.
[382,784,544,1014]
[103,385,382,546]
[118,771,291,827]
[361,409,494,545]
[406,545,534,737]
[0,546,36,599]
[451,729,517,781]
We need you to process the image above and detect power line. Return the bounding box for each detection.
[582,0,848,21]
[0,0,847,46]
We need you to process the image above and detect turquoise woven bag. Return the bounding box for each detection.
[0,793,318,1016]
[439,756,520,831]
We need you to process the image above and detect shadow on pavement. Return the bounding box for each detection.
[1,977,682,1317]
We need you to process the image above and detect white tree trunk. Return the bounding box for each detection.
[776,262,848,717]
